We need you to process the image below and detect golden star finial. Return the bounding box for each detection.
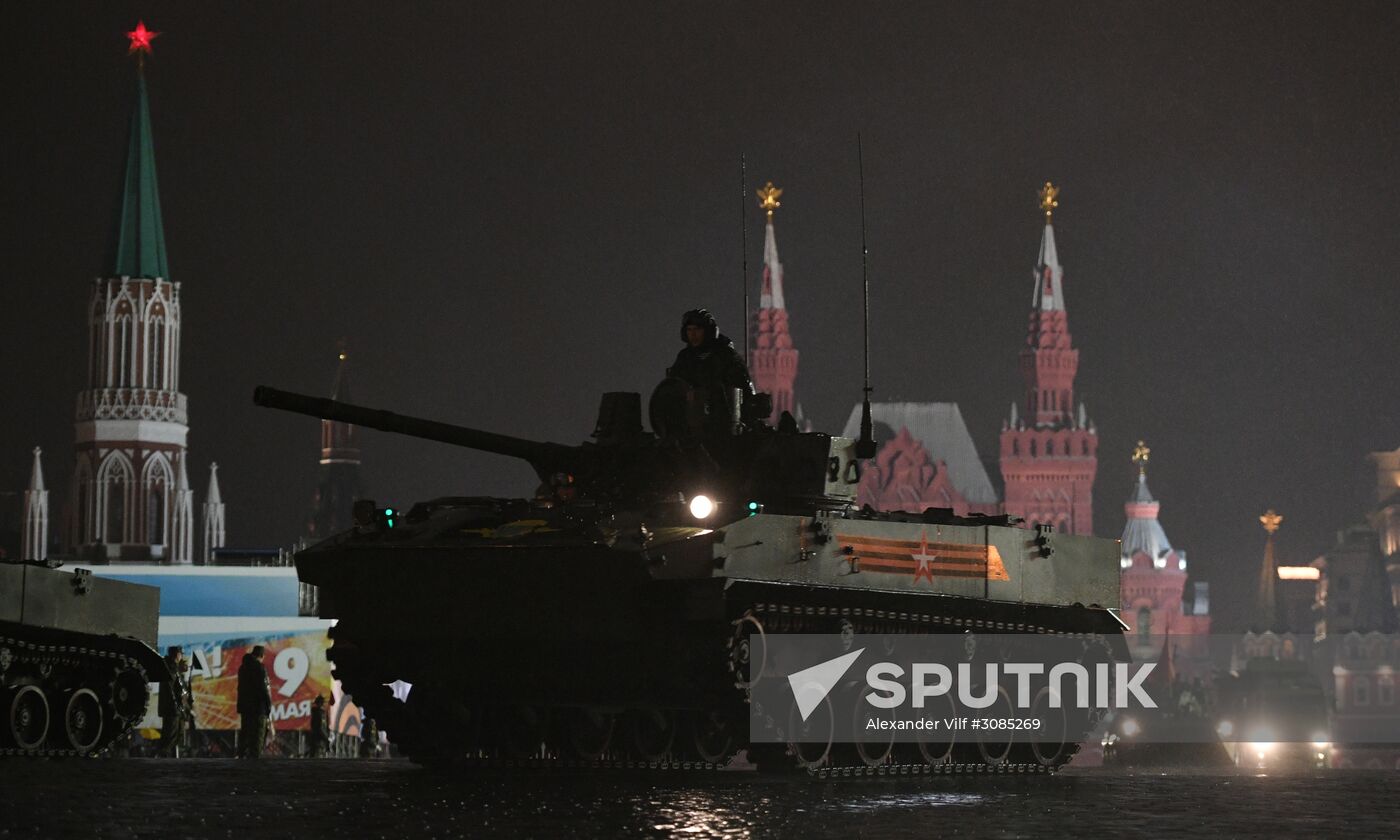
[756,182,783,219]
[1038,181,1059,223]
[1132,440,1150,476]
[1260,509,1283,535]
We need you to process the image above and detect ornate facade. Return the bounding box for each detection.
[843,404,1000,516]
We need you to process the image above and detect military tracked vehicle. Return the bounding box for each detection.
[256,381,1124,774]
[1,559,168,756]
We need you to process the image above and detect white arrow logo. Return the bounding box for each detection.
[788,648,865,721]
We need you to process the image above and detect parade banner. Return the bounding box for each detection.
[183,630,334,730]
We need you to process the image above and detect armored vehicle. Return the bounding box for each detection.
[256,382,1125,774]
[1,559,168,756]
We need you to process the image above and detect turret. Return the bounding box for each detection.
[253,384,860,515]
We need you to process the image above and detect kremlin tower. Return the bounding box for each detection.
[62,23,224,563]
[748,182,801,422]
[999,183,1098,534]
[307,349,364,540]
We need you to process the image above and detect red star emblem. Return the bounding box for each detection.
[911,528,937,584]
[126,21,160,56]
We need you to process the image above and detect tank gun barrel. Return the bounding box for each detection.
[253,386,572,480]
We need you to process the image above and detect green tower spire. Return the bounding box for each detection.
[112,71,169,279]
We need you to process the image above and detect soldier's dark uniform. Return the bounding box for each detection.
[158,647,192,757]
[236,647,272,758]
[667,309,754,434]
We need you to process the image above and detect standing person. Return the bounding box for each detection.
[307,695,330,758]
[158,647,191,757]
[236,645,271,759]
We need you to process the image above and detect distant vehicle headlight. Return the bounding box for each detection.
[689,494,715,519]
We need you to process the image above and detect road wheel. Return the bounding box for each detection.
[9,685,50,751]
[64,688,105,753]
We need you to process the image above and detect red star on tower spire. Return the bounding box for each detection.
[126,21,159,57]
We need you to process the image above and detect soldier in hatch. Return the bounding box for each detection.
[666,309,755,435]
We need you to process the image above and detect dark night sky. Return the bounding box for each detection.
[5,2,1399,629]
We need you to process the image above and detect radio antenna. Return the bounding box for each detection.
[855,134,877,459]
[741,153,750,363]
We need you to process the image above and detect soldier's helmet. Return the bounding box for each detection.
[680,309,719,343]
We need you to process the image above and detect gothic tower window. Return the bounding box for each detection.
[114,309,134,388]
[146,481,165,543]
[143,455,171,545]
[74,459,93,544]
[98,452,134,544]
[147,311,166,390]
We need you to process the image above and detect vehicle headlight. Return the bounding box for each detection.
[688,494,715,519]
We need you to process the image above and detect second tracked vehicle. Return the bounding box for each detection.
[257,376,1124,775]
[1,559,168,756]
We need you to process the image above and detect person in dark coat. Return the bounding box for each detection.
[236,645,272,758]
[666,309,755,436]
[307,695,330,758]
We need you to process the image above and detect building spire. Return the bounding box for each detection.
[205,461,223,505]
[112,23,169,279]
[757,182,786,310]
[1031,182,1064,313]
[1019,180,1077,426]
[322,345,359,464]
[202,462,226,563]
[22,447,49,561]
[169,452,194,564]
[1122,441,1171,564]
[1253,510,1283,632]
[309,345,366,540]
[748,182,799,420]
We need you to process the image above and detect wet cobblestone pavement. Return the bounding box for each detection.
[2,759,1398,838]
